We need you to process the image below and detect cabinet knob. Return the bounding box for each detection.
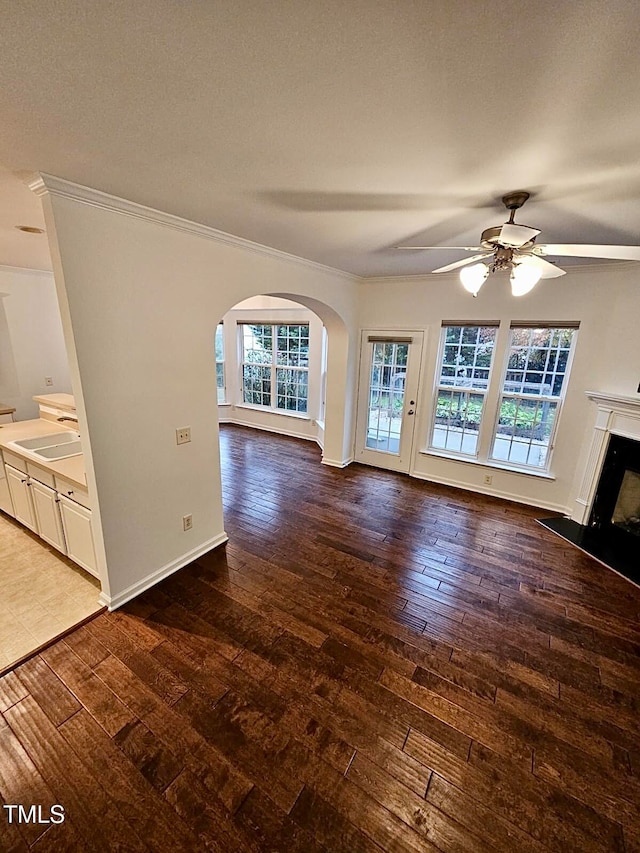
[67,490,74,496]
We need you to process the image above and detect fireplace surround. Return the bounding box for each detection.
[573,391,640,526]
[539,391,640,586]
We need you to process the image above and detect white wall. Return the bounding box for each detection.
[0,266,71,420]
[38,179,359,608]
[358,263,640,514]
[33,174,640,608]
[218,296,325,444]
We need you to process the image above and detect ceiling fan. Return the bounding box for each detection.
[397,191,640,296]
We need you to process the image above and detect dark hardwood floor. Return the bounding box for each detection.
[2,423,640,852]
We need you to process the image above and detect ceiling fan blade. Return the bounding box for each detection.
[517,255,566,279]
[395,245,484,251]
[432,253,493,274]
[537,244,640,260]
[498,224,541,247]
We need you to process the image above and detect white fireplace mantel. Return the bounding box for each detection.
[572,391,640,524]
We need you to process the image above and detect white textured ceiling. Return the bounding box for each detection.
[1,0,639,275]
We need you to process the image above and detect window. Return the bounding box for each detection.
[240,323,309,413]
[429,321,579,473]
[319,325,328,425]
[215,323,225,403]
[490,325,577,469]
[430,325,498,456]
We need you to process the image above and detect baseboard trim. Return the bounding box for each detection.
[225,418,317,442]
[321,456,354,468]
[409,469,570,515]
[99,532,228,611]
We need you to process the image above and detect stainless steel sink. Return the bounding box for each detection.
[32,440,83,460]
[13,432,80,450]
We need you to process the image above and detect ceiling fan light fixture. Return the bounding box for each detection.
[460,262,489,297]
[510,259,543,296]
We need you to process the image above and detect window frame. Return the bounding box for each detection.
[239,322,310,415]
[428,323,499,460]
[488,324,579,472]
[215,323,226,404]
[424,320,580,476]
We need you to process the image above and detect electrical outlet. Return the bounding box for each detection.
[45,376,53,386]
[176,426,191,445]
[483,474,493,485]
[183,514,193,531]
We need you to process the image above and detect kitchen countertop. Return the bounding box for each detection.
[33,393,76,411]
[0,418,88,489]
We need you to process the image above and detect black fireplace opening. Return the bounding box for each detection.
[538,433,640,587]
[589,434,640,548]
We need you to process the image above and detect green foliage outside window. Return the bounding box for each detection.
[242,324,309,413]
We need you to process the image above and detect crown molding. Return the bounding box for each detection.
[25,173,640,284]
[28,173,357,283]
[0,263,53,276]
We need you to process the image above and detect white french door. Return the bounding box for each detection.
[355,331,424,473]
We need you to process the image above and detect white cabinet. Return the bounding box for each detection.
[5,464,37,532]
[30,479,67,554]
[58,493,98,577]
[0,455,13,516]
[2,448,98,579]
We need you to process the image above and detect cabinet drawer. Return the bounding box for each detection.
[3,450,27,473]
[27,461,56,488]
[55,476,91,509]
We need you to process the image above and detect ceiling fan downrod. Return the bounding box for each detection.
[502,190,530,224]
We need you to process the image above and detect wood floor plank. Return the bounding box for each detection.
[164,769,256,853]
[39,642,135,737]
[0,671,28,712]
[347,751,496,853]
[14,655,81,726]
[58,710,200,853]
[0,717,57,848]
[3,697,149,852]
[0,424,637,852]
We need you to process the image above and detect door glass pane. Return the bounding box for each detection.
[365,342,408,454]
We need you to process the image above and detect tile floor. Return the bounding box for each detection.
[0,512,102,671]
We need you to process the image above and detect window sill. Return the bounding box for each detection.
[420,448,556,480]
[235,403,311,421]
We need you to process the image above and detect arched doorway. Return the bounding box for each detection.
[214,292,354,470]
[212,292,354,560]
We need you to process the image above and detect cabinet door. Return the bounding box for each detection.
[30,479,67,554]
[59,494,98,577]
[0,471,14,516]
[5,465,37,531]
